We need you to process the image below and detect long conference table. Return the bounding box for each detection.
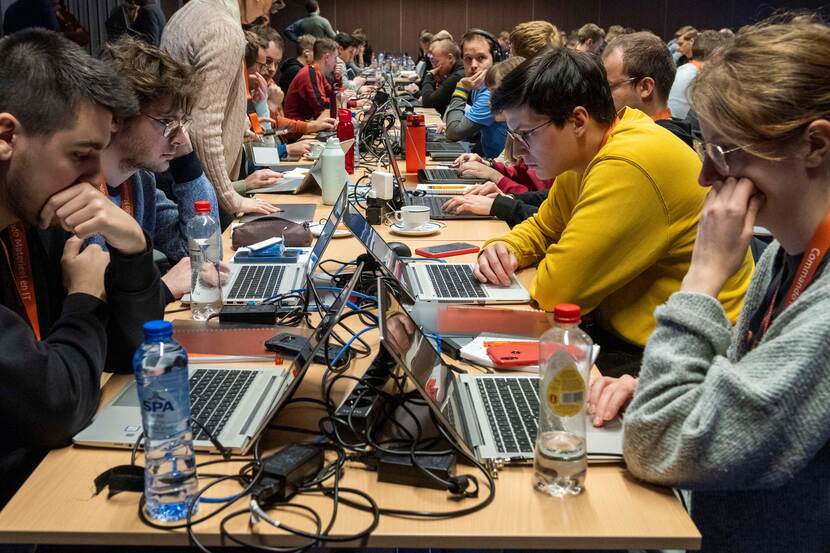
[0,111,701,550]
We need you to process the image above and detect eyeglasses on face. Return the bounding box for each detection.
[142,113,193,138]
[506,119,555,150]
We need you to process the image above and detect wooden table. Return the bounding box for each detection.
[0,126,701,550]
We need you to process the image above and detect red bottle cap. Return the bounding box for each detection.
[553,304,581,324]
[194,201,211,213]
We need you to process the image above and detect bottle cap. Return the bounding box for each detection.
[553,304,581,324]
[194,201,211,213]
[143,320,173,340]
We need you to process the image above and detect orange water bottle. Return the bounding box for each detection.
[405,113,426,173]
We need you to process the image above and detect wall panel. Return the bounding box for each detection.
[467,0,534,36]
[401,0,468,54]
[532,0,601,36]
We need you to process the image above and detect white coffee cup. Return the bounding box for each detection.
[394,205,431,230]
[310,142,324,158]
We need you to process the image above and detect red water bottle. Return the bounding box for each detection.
[405,113,427,173]
[337,108,355,174]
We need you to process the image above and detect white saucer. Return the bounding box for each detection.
[310,223,351,238]
[389,221,444,237]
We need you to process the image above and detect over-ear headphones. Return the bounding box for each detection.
[464,28,503,63]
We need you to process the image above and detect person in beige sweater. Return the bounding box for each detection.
[161,0,280,215]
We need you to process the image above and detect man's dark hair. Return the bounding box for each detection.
[692,29,729,60]
[577,23,605,44]
[603,32,675,102]
[334,32,355,50]
[0,29,137,136]
[305,0,319,14]
[491,47,616,127]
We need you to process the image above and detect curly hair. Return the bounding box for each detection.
[101,35,201,115]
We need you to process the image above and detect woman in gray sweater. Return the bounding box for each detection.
[588,16,830,552]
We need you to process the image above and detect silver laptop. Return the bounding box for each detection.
[200,185,350,305]
[377,280,623,470]
[341,201,529,304]
[73,269,361,455]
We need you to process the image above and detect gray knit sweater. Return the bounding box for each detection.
[624,241,830,552]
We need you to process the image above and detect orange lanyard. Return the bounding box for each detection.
[758,210,830,339]
[1,223,41,341]
[599,116,621,149]
[651,108,672,122]
[98,178,134,216]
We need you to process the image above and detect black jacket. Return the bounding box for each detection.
[419,61,464,117]
[278,58,305,94]
[0,226,163,507]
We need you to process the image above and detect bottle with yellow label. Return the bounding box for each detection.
[534,304,593,497]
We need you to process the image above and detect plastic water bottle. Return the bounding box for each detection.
[187,201,223,320]
[534,304,593,497]
[320,136,346,205]
[133,320,198,522]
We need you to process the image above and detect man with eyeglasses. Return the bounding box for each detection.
[100,36,221,303]
[472,48,754,377]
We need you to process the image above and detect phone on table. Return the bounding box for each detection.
[486,342,539,368]
[414,242,480,259]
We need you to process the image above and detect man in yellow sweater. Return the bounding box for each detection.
[475,48,754,374]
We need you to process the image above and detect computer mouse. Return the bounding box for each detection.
[387,241,412,258]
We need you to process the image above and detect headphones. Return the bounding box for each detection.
[464,28,503,63]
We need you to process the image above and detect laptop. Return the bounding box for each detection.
[377,280,623,469]
[383,137,493,221]
[201,185,349,305]
[341,201,529,305]
[73,269,362,455]
[418,167,485,185]
[252,139,354,195]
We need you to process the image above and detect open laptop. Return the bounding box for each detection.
[383,137,493,221]
[427,142,467,162]
[203,185,349,305]
[341,201,529,305]
[418,166,485,185]
[73,269,361,455]
[251,139,354,195]
[377,280,623,468]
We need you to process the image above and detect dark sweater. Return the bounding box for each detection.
[3,0,59,34]
[278,58,305,93]
[419,61,464,117]
[133,1,166,46]
[0,226,163,508]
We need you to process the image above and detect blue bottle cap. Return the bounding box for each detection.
[143,320,173,340]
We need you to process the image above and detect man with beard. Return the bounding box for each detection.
[0,29,163,508]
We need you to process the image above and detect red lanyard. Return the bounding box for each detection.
[1,223,41,341]
[97,178,135,216]
[758,210,830,338]
[651,108,672,122]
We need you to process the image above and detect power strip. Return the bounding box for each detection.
[334,346,397,440]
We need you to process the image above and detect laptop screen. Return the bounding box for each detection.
[306,184,349,279]
[377,278,477,460]
[340,199,415,303]
[277,266,362,402]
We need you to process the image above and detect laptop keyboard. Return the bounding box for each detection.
[425,168,461,180]
[227,265,286,300]
[424,264,486,299]
[477,377,539,454]
[189,369,257,441]
[409,194,447,216]
[427,142,465,154]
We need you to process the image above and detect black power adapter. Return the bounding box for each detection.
[375,451,457,491]
[219,303,300,324]
[252,443,324,503]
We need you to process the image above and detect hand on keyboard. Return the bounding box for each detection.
[474,243,518,287]
[588,375,638,427]
[443,194,494,215]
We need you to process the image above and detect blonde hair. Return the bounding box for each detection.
[509,20,560,59]
[691,16,830,160]
[485,56,525,89]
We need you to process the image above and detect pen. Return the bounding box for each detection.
[482,340,532,347]
[430,185,467,189]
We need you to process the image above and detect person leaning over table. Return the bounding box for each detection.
[589,15,830,553]
[161,0,281,219]
[469,47,754,377]
[0,29,164,508]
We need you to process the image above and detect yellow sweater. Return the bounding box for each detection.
[484,108,754,346]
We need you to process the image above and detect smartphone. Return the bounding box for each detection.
[486,343,539,368]
[414,242,480,259]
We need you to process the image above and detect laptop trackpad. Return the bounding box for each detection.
[112,382,140,408]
